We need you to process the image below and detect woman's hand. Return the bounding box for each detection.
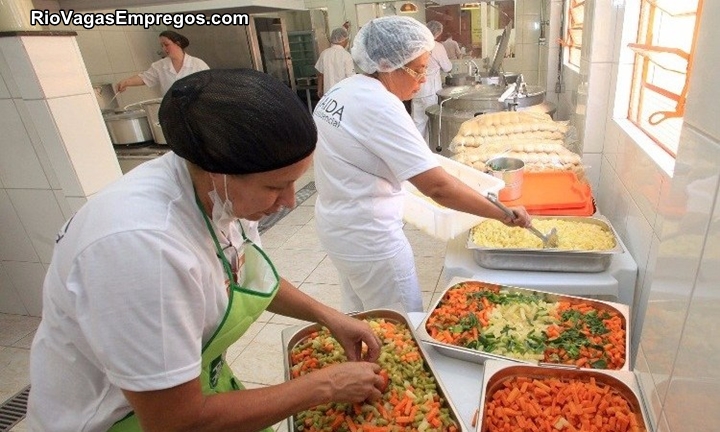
[325,313,381,363]
[312,362,384,404]
[502,205,532,228]
[117,80,129,93]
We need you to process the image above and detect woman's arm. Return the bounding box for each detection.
[123,360,383,432]
[117,75,145,92]
[409,166,531,227]
[267,279,381,362]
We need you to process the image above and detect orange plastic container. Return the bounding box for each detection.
[502,171,595,216]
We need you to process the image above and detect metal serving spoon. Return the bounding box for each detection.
[485,192,559,249]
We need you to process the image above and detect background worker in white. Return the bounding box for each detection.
[116,30,209,96]
[313,16,531,314]
[411,21,452,143]
[315,27,355,98]
[28,69,384,432]
[442,34,463,60]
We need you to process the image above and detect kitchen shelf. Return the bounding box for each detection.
[288,31,318,79]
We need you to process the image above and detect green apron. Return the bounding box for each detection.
[109,199,279,432]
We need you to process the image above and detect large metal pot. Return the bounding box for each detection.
[428,84,553,155]
[140,99,166,145]
[102,109,153,145]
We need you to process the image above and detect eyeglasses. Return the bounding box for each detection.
[401,66,427,81]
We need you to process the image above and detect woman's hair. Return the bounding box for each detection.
[426,21,443,38]
[160,69,317,175]
[330,27,349,44]
[159,30,190,49]
[351,16,434,74]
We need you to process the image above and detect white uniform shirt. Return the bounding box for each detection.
[442,37,462,60]
[27,153,241,432]
[414,41,453,98]
[314,44,355,93]
[140,53,210,95]
[313,75,439,260]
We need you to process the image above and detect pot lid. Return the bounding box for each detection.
[438,84,546,101]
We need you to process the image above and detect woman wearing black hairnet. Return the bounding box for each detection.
[116,30,210,96]
[313,16,531,314]
[28,69,384,432]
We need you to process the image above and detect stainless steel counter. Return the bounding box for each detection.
[114,143,169,174]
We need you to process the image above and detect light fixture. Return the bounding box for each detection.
[400,2,419,13]
[461,3,481,9]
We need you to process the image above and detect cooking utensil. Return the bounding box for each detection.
[102,109,153,145]
[486,192,559,248]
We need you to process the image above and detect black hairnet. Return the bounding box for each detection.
[159,30,189,49]
[160,69,317,175]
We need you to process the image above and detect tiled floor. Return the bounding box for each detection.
[0,171,451,431]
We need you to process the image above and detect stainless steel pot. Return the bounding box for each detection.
[140,99,166,145]
[103,109,153,145]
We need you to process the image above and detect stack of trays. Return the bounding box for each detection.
[502,171,596,216]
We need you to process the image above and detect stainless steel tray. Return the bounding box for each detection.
[281,308,466,432]
[477,360,651,432]
[467,215,624,273]
[417,278,631,371]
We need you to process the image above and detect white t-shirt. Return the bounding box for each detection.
[27,153,242,432]
[140,53,210,95]
[414,41,453,98]
[314,45,355,93]
[313,74,439,260]
[442,38,462,60]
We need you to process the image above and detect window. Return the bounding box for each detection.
[628,0,703,157]
[563,0,584,69]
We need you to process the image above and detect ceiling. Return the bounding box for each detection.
[57,0,307,13]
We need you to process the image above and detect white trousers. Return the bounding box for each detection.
[327,238,423,313]
[411,94,439,144]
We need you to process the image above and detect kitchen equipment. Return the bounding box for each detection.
[102,109,153,145]
[403,154,504,241]
[484,156,525,201]
[427,84,553,156]
[281,308,464,432]
[486,192,559,248]
[92,83,119,111]
[140,99,166,144]
[467,215,623,273]
[417,278,631,370]
[477,361,650,432]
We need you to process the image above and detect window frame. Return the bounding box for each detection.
[562,0,584,71]
[627,0,703,158]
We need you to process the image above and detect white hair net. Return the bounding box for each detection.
[330,27,348,44]
[351,16,435,74]
[426,21,443,38]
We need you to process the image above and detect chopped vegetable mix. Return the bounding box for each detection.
[425,282,626,369]
[484,376,645,431]
[290,318,460,432]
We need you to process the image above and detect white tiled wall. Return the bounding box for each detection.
[582,0,720,430]
[36,2,167,108]
[0,33,122,316]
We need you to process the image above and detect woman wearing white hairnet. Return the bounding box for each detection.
[313,16,531,313]
[315,27,355,98]
[411,21,453,143]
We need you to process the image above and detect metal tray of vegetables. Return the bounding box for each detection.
[466,215,624,273]
[477,360,650,432]
[417,279,631,371]
[282,308,466,432]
